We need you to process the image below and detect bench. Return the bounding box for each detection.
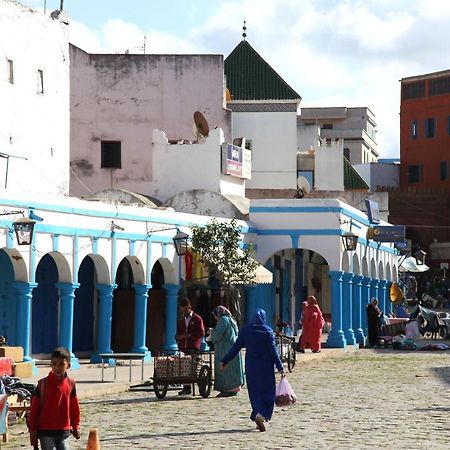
[99,353,146,382]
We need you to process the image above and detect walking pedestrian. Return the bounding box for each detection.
[207,305,244,397]
[220,308,285,432]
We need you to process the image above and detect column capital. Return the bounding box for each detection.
[56,282,80,293]
[369,278,379,288]
[132,283,151,294]
[341,272,354,283]
[96,283,117,294]
[163,283,180,296]
[352,275,364,285]
[13,281,37,293]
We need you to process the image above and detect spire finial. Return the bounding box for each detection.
[242,19,247,40]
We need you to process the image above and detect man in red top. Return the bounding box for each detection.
[175,298,205,395]
[28,347,80,450]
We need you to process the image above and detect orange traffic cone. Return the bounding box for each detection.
[86,428,100,450]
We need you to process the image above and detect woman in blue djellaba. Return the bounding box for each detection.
[208,306,244,398]
[220,308,285,432]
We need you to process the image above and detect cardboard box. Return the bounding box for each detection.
[13,362,33,379]
[0,347,23,362]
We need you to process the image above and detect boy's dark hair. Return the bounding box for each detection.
[51,346,70,361]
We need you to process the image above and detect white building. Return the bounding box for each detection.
[298,107,379,165]
[0,0,70,195]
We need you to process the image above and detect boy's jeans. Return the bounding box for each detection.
[39,435,70,450]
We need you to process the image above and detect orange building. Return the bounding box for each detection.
[400,70,450,191]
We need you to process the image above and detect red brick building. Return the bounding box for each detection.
[400,70,450,190]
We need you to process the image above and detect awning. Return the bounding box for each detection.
[236,249,273,284]
[399,256,430,273]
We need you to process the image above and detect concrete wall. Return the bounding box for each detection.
[152,128,245,202]
[354,162,400,189]
[70,45,231,198]
[231,109,298,190]
[314,140,344,191]
[0,1,70,195]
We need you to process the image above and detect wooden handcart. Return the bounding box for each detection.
[152,351,213,399]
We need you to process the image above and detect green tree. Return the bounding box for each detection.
[191,218,258,288]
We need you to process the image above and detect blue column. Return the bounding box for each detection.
[352,276,365,344]
[378,280,388,315]
[370,278,380,308]
[91,283,116,363]
[342,272,356,345]
[361,277,371,336]
[163,283,179,354]
[56,282,80,369]
[13,282,37,362]
[326,271,347,348]
[385,281,393,315]
[130,284,151,360]
[246,286,258,325]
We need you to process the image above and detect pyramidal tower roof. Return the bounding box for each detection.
[225,39,301,101]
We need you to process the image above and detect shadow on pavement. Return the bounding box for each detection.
[101,429,254,441]
[429,366,450,386]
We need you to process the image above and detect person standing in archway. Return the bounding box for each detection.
[298,296,325,353]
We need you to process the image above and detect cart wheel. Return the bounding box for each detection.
[197,365,212,398]
[287,346,296,372]
[153,382,168,399]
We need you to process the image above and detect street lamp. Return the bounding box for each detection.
[0,210,36,245]
[342,231,358,252]
[413,249,426,265]
[173,230,189,256]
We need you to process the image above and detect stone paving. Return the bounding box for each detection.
[6,348,450,449]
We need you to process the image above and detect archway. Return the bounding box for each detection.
[0,249,27,343]
[32,254,66,354]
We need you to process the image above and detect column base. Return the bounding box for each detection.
[354,328,365,345]
[326,330,347,348]
[90,352,114,365]
[162,343,178,355]
[70,355,80,370]
[128,349,152,362]
[344,329,356,346]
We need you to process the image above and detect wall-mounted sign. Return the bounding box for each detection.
[368,225,405,243]
[221,143,251,179]
[365,200,381,224]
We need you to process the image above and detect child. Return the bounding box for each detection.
[28,347,81,450]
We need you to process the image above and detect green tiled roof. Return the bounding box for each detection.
[344,157,369,190]
[225,40,301,101]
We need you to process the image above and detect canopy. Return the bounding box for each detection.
[399,256,430,273]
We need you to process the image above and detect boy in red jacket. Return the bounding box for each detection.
[28,347,80,449]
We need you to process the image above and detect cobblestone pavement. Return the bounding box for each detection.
[7,349,450,449]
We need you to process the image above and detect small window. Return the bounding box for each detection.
[410,120,417,139]
[424,118,435,138]
[7,59,14,84]
[408,165,422,183]
[440,161,448,181]
[101,141,121,168]
[37,69,44,94]
[321,123,333,130]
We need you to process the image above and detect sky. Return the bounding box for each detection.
[23,0,450,158]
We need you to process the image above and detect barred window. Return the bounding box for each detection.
[402,81,425,100]
[424,118,435,138]
[101,141,121,169]
[430,76,450,96]
[407,165,422,183]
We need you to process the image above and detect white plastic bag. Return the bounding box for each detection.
[275,377,297,407]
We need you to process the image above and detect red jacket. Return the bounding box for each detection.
[176,311,205,351]
[28,371,80,434]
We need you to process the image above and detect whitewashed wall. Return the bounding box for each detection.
[231,108,298,190]
[0,1,70,195]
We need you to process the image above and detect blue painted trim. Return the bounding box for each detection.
[73,235,79,283]
[129,240,135,256]
[0,196,251,233]
[52,234,59,252]
[111,238,117,282]
[6,228,13,247]
[92,237,98,254]
[163,284,179,354]
[146,240,152,282]
[162,243,167,258]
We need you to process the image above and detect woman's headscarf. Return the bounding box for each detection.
[213,305,232,318]
[307,295,318,305]
[251,308,267,325]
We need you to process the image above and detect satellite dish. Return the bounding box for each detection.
[295,176,311,198]
[193,111,209,139]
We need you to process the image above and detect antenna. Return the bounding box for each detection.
[193,111,210,140]
[295,176,311,198]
